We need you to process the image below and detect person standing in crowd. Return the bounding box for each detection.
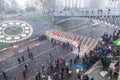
[27,47,33,59]
[50,64,54,72]
[29,52,33,60]
[70,45,73,51]
[61,66,64,73]
[35,75,38,80]
[17,58,21,64]
[69,58,73,67]
[77,73,81,80]
[62,42,66,48]
[66,42,70,50]
[59,60,63,67]
[41,73,46,80]
[28,52,31,59]
[35,71,41,80]
[22,69,27,79]
[2,71,7,80]
[48,75,52,80]
[83,74,89,80]
[42,64,45,72]
[49,53,52,60]
[91,77,94,80]
[68,69,72,77]
[66,67,69,75]
[21,56,25,62]
[27,46,30,53]
[38,70,41,80]
[51,38,54,47]
[24,64,28,71]
[30,52,33,60]
[51,38,56,47]
[77,54,80,60]
[78,42,81,53]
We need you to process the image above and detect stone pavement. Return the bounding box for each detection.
[0,38,44,62]
[0,39,70,79]
[0,23,89,80]
[0,21,93,62]
[0,21,113,80]
[0,20,91,80]
[28,48,86,80]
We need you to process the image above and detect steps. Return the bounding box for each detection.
[44,30,98,56]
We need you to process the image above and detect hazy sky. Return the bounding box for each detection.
[4,0,28,9]
[16,0,28,8]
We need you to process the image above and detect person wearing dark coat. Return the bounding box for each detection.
[2,71,7,80]
[91,77,94,80]
[83,74,89,80]
[77,73,81,79]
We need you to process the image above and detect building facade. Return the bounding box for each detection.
[27,0,42,10]
[55,0,91,10]
[55,0,120,9]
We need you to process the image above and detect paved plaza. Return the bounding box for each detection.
[0,20,115,80]
[0,0,120,80]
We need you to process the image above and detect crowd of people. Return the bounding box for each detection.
[1,29,120,80]
[33,30,120,80]
[34,53,96,80]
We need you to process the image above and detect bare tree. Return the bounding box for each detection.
[4,0,20,14]
[40,0,49,13]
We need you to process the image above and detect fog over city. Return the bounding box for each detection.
[0,0,120,14]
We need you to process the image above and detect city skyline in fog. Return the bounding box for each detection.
[56,0,120,9]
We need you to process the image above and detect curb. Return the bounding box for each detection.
[0,37,39,52]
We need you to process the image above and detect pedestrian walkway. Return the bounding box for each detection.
[0,38,46,62]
